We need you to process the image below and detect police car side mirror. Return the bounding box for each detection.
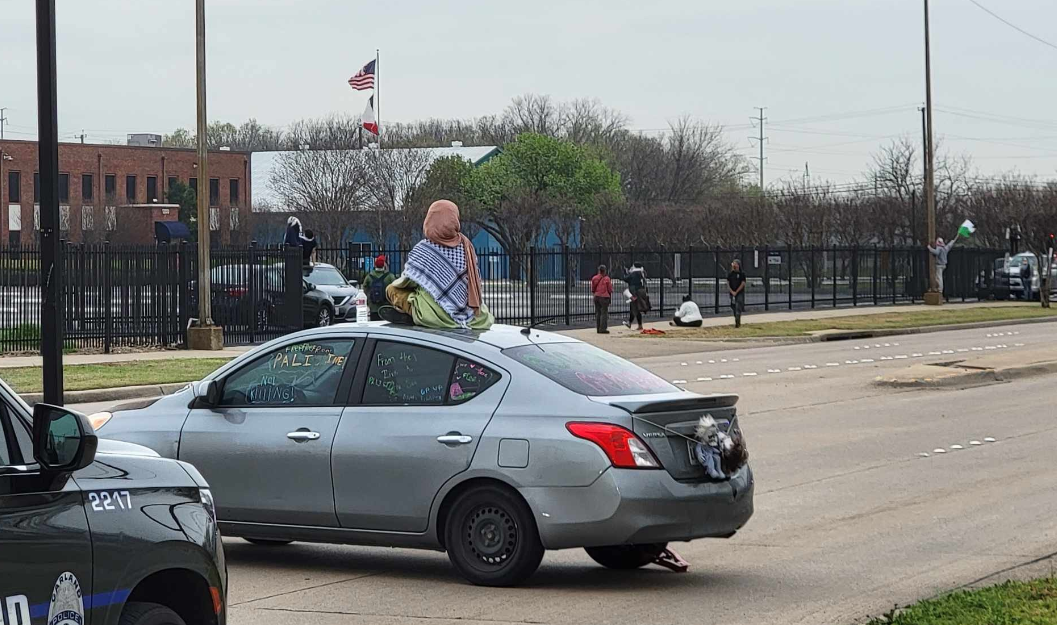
[32,404,98,473]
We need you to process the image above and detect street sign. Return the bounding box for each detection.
[767,253,782,266]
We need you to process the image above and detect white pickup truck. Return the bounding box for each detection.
[1002,252,1057,300]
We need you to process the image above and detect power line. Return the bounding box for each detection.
[967,0,1057,53]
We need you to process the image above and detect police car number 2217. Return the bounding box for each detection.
[88,491,132,512]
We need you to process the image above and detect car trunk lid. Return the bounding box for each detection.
[590,392,741,481]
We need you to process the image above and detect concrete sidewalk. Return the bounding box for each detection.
[0,346,250,369]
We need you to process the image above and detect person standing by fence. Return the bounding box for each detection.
[362,255,396,321]
[727,259,746,328]
[928,236,956,295]
[622,262,649,331]
[591,265,613,334]
[301,229,318,268]
[284,216,303,248]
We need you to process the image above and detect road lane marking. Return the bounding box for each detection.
[743,372,758,377]
[912,353,923,357]
[929,351,942,355]
[950,444,964,450]
[861,358,875,363]
[767,369,782,373]
[826,362,840,367]
[697,377,712,382]
[804,364,818,369]
[933,448,947,453]
[970,440,982,446]
[984,437,996,442]
[788,366,802,371]
[673,380,688,384]
[895,355,908,359]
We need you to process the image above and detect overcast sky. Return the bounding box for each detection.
[3,0,1057,185]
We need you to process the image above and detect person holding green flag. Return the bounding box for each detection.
[928,221,973,295]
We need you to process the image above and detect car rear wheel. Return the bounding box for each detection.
[316,305,332,327]
[585,543,667,570]
[444,485,544,587]
[120,602,186,625]
[245,538,294,546]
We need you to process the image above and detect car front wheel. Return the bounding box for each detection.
[316,306,332,327]
[120,602,186,625]
[444,485,544,587]
[585,543,667,570]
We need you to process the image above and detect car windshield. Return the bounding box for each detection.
[306,266,348,286]
[504,342,678,396]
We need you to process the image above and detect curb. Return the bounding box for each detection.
[22,382,191,406]
[873,360,1057,389]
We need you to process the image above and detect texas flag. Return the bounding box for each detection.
[362,95,378,136]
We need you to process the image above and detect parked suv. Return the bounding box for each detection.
[302,263,362,322]
[0,378,226,625]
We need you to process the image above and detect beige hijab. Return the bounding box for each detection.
[423,200,482,312]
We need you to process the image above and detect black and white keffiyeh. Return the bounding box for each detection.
[403,240,474,327]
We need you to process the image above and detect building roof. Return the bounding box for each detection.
[251,145,499,211]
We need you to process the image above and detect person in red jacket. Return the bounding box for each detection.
[591,264,613,334]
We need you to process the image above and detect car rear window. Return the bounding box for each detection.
[504,342,677,396]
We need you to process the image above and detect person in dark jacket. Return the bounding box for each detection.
[727,259,746,328]
[301,229,318,267]
[590,265,613,334]
[622,262,649,330]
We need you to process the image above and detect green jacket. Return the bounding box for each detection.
[362,269,395,312]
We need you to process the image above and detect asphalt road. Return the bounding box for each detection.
[71,320,1057,625]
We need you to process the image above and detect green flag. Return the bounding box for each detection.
[958,219,976,238]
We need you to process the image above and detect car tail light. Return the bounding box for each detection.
[226,287,248,298]
[566,422,660,469]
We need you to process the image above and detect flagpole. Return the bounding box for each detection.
[375,48,380,146]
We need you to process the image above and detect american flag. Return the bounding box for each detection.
[348,60,376,90]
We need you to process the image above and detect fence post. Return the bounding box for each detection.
[714,248,721,315]
[832,245,838,307]
[346,240,356,282]
[763,245,770,311]
[962,249,968,302]
[872,245,879,305]
[891,247,897,305]
[658,250,665,318]
[563,244,571,326]
[248,240,258,345]
[529,246,537,327]
[104,241,112,353]
[810,246,817,309]
[284,245,303,331]
[687,244,694,299]
[852,246,858,307]
[787,244,794,310]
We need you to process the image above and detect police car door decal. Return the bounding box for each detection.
[47,573,83,625]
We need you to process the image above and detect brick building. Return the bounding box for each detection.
[0,140,251,246]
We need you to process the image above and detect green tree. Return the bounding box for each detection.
[464,133,621,266]
[165,180,198,242]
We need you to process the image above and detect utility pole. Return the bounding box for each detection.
[750,107,767,190]
[803,162,810,192]
[79,130,85,144]
[923,0,940,305]
[35,0,64,403]
[0,108,7,140]
[187,0,222,348]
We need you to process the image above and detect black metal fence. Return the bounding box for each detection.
[0,243,1003,353]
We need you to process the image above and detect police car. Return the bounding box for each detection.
[0,378,226,625]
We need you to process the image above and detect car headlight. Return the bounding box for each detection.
[88,411,113,431]
[200,488,217,525]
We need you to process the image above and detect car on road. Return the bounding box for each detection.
[302,262,363,322]
[198,264,337,329]
[0,379,226,625]
[90,323,753,586]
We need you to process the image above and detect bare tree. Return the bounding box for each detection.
[268,149,369,244]
[361,148,435,249]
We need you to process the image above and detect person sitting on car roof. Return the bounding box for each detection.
[379,200,493,330]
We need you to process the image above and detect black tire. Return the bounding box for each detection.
[120,602,186,625]
[244,538,294,546]
[444,485,544,587]
[316,305,332,327]
[585,543,668,570]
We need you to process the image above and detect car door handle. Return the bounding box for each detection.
[437,434,473,445]
[287,431,321,442]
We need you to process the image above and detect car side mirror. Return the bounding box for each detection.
[303,282,313,293]
[201,379,220,406]
[32,404,98,473]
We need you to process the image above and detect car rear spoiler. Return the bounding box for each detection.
[604,393,739,414]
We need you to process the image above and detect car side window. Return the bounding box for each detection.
[220,339,354,407]
[363,341,455,406]
[448,358,500,405]
[0,405,17,466]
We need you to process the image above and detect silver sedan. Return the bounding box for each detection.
[91,323,754,586]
